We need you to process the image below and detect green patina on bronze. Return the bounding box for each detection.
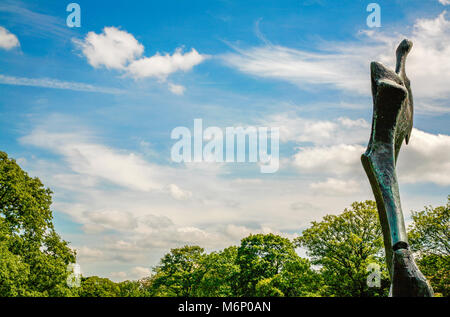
[361,39,434,297]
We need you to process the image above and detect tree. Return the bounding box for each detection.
[266,256,322,297]
[0,237,30,296]
[408,197,449,297]
[196,246,240,297]
[253,256,322,297]
[236,233,320,296]
[409,197,449,255]
[294,201,390,297]
[119,280,148,297]
[79,276,120,297]
[151,245,206,296]
[0,151,76,296]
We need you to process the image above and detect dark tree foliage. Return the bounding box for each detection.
[118,280,149,297]
[78,276,121,297]
[408,197,450,297]
[295,201,390,297]
[150,245,206,296]
[0,151,76,296]
[237,233,321,296]
[196,246,240,297]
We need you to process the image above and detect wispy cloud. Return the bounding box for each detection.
[223,42,371,94]
[222,11,450,114]
[20,128,164,192]
[0,1,74,39]
[0,74,125,94]
[261,113,370,145]
[19,124,195,198]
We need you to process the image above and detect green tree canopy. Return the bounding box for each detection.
[236,233,320,296]
[118,280,148,297]
[79,276,121,297]
[408,197,449,297]
[0,151,76,296]
[151,245,206,296]
[0,235,30,296]
[294,200,390,297]
[196,246,240,297]
[409,197,449,255]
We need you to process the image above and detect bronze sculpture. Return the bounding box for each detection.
[361,39,434,297]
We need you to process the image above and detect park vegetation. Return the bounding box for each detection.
[1,151,448,297]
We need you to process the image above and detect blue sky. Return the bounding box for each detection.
[1,0,449,281]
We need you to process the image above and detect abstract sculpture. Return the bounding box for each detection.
[361,39,434,297]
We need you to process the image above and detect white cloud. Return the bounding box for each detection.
[0,26,19,49]
[406,11,450,100]
[0,74,124,94]
[280,113,368,181]
[75,27,144,70]
[130,266,151,279]
[262,113,370,145]
[75,246,105,262]
[110,271,128,280]
[310,178,361,195]
[127,48,206,80]
[399,129,450,185]
[168,82,186,95]
[168,184,192,200]
[223,12,450,113]
[86,210,138,232]
[439,0,450,5]
[291,128,450,186]
[74,27,207,89]
[293,143,365,175]
[337,117,369,129]
[223,224,283,241]
[138,214,175,231]
[279,110,450,188]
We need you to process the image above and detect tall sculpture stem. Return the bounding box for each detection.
[361,39,433,297]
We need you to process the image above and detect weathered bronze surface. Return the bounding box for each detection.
[361,39,434,297]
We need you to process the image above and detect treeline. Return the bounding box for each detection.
[1,151,449,297]
[78,200,449,297]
